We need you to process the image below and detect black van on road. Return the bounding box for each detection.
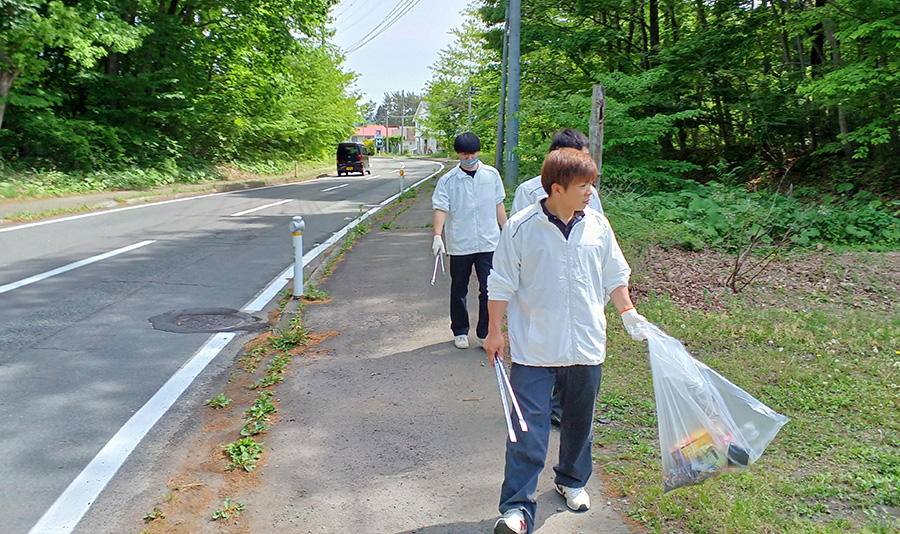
[337,142,371,176]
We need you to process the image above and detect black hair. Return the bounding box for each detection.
[454,132,481,153]
[549,128,589,152]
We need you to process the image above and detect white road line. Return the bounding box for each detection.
[0,240,156,295]
[27,332,236,534]
[25,159,448,534]
[322,183,349,192]
[364,174,381,181]
[243,265,292,313]
[229,198,292,217]
[0,179,320,234]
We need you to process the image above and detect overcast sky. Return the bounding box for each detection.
[328,0,474,106]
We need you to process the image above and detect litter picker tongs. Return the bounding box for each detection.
[493,355,528,442]
[430,252,445,285]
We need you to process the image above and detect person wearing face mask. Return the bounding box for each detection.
[432,132,508,350]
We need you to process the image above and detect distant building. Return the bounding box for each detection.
[413,102,442,155]
[350,124,398,144]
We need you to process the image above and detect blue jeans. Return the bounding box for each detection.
[448,252,493,338]
[498,364,603,531]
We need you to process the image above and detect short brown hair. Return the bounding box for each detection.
[541,147,597,195]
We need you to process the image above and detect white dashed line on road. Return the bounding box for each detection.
[322,183,349,192]
[0,240,157,295]
[229,199,292,217]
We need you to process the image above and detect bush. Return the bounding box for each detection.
[604,178,900,251]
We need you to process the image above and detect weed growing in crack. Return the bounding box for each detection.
[269,323,308,351]
[238,344,268,373]
[206,393,233,409]
[241,420,270,436]
[142,507,165,522]
[248,374,283,389]
[304,284,329,301]
[245,391,276,421]
[222,437,263,471]
[211,498,245,521]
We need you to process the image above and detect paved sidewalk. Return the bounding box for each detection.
[245,184,636,533]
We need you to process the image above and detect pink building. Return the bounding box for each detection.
[350,125,399,143]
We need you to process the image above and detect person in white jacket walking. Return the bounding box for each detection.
[432,132,508,349]
[509,128,602,428]
[484,148,648,534]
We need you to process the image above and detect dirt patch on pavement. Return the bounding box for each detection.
[136,330,335,534]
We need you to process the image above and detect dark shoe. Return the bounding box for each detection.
[550,415,561,427]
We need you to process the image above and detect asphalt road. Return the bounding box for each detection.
[0,158,444,533]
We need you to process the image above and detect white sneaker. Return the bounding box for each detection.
[453,334,469,349]
[472,336,485,348]
[556,484,590,511]
[493,508,527,534]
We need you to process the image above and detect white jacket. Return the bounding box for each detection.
[432,163,506,255]
[510,175,603,215]
[487,203,631,366]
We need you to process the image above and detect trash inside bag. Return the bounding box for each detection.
[641,323,789,493]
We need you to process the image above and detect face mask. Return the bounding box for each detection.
[460,156,479,168]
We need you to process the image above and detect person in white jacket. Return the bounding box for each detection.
[509,128,602,428]
[485,148,648,534]
[509,128,603,217]
[432,132,508,350]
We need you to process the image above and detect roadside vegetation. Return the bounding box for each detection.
[1,2,357,200]
[416,2,900,526]
[586,175,900,533]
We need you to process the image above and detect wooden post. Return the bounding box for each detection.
[590,85,606,187]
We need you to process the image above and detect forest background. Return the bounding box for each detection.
[2,0,898,246]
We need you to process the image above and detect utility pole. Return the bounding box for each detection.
[494,1,510,173]
[401,90,405,154]
[590,85,606,187]
[504,0,521,188]
[467,84,473,132]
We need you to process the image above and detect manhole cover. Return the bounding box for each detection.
[149,307,266,334]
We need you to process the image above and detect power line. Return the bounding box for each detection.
[345,0,416,53]
[331,0,368,31]
[331,0,361,17]
[343,0,423,54]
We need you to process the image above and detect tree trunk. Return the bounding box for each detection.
[823,19,852,157]
[770,0,792,69]
[106,51,120,110]
[695,0,707,29]
[649,0,660,61]
[0,62,19,133]
[664,0,679,43]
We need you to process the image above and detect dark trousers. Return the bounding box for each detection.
[449,252,493,339]
[498,364,603,531]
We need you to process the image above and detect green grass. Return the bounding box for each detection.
[595,287,899,533]
[592,186,900,533]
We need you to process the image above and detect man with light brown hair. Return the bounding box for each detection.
[485,148,648,534]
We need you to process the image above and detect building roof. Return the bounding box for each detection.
[354,124,400,137]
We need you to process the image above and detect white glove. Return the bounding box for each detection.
[432,235,446,256]
[621,308,649,341]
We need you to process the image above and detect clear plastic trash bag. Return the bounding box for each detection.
[640,323,790,493]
